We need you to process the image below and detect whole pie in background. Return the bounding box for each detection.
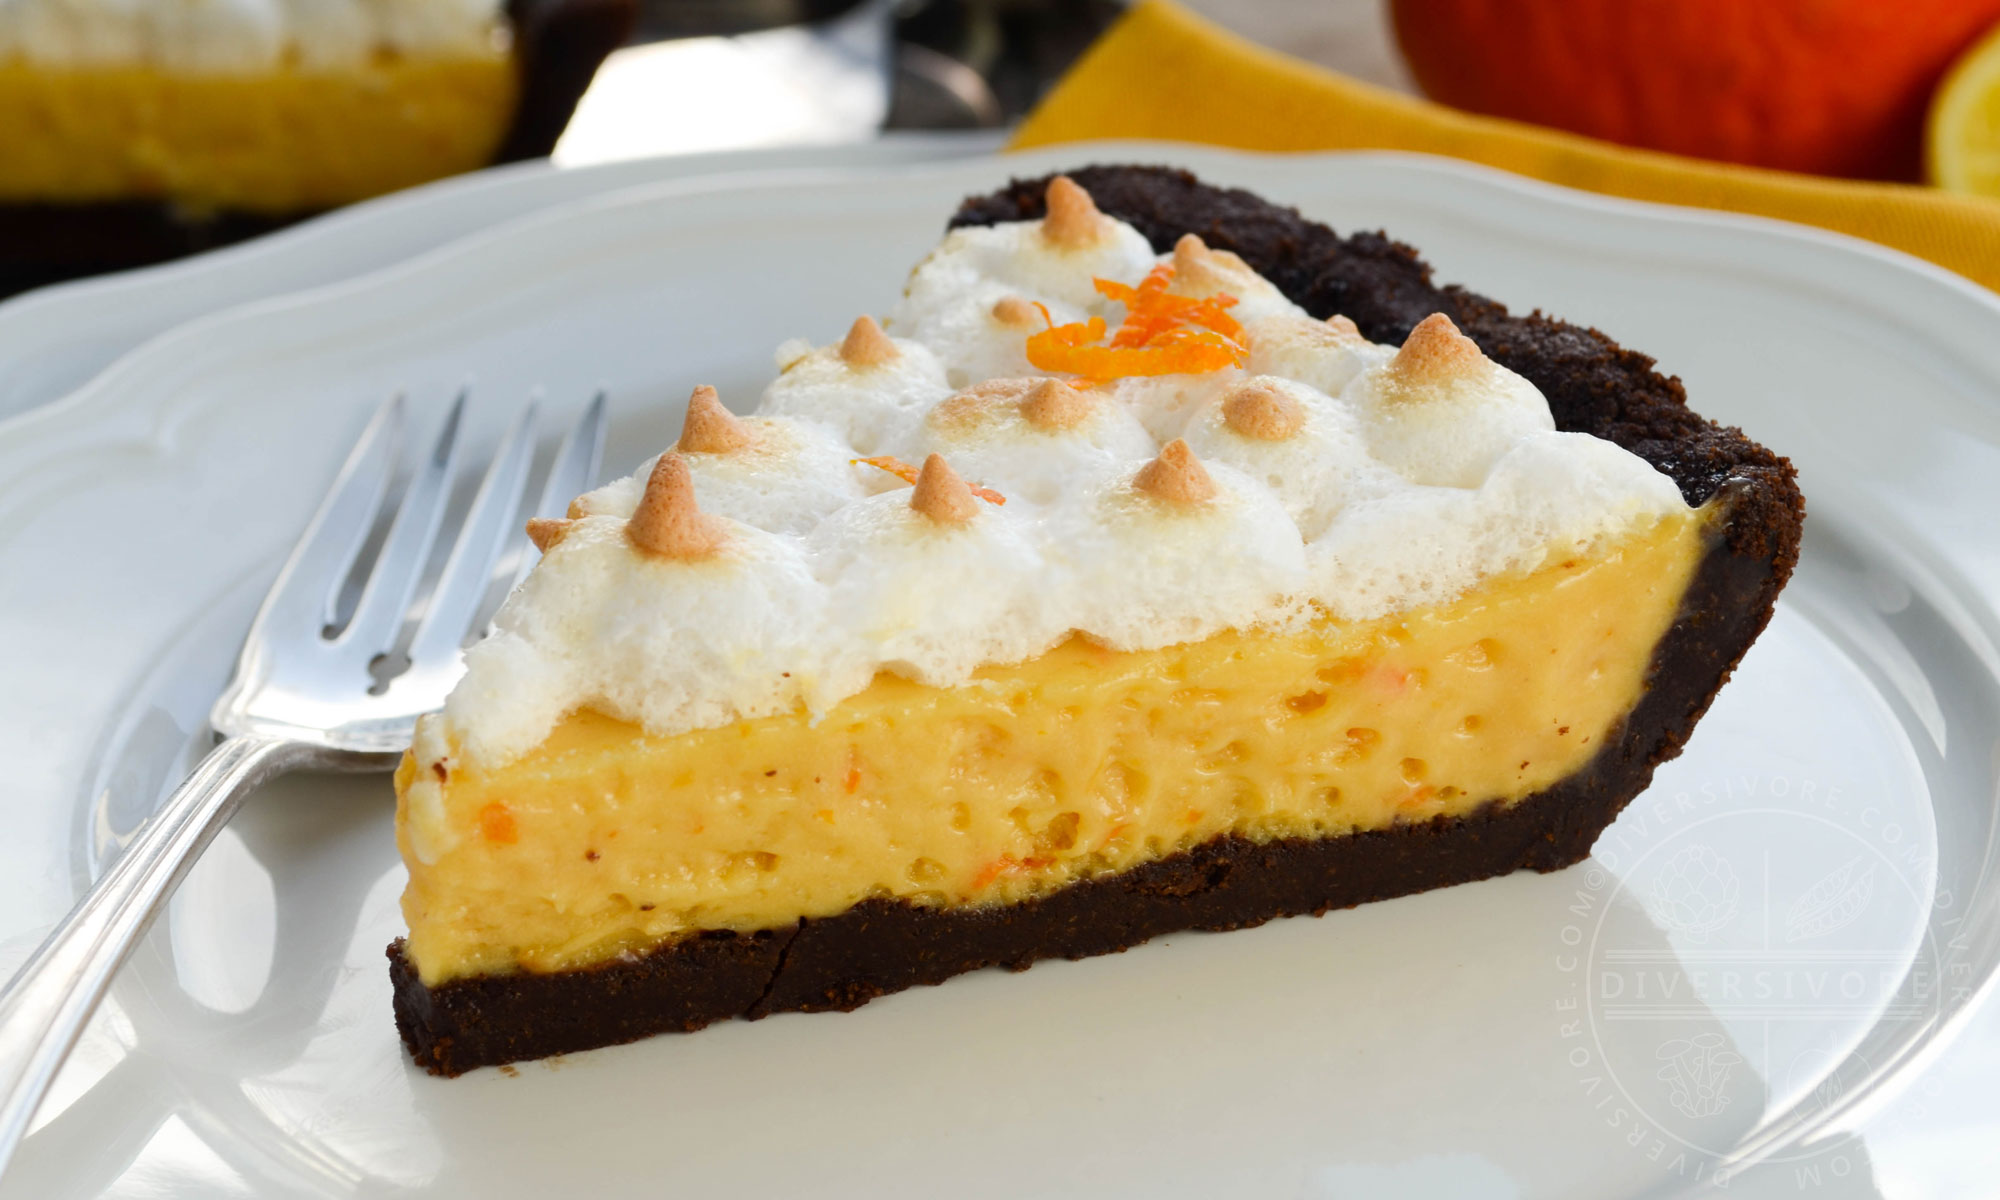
[0,0,636,297]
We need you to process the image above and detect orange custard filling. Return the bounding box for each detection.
[0,51,517,213]
[396,505,1714,986]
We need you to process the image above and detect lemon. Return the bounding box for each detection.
[1930,19,2000,196]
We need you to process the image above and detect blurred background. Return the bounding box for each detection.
[552,0,1412,161]
[7,0,2000,298]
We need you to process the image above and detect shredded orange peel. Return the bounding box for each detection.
[853,455,1006,505]
[1023,264,1247,382]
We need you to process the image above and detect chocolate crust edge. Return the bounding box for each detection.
[389,164,1805,1077]
[0,0,634,298]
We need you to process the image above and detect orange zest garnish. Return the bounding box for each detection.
[1023,264,1247,383]
[971,853,1053,892]
[1399,785,1438,810]
[970,856,1014,891]
[854,454,919,485]
[853,455,1005,505]
[477,802,518,845]
[1095,266,1244,344]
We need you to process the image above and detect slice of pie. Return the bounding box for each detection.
[388,165,1804,1076]
[0,0,634,295]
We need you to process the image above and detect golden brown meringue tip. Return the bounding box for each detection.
[1172,233,1252,289]
[910,453,980,525]
[1325,314,1364,340]
[564,496,590,520]
[1019,377,1093,432]
[525,518,572,554]
[677,384,754,454]
[627,453,730,560]
[991,296,1041,328]
[1171,232,1215,271]
[1221,381,1306,442]
[1134,438,1218,505]
[1389,312,1486,384]
[1042,175,1110,250]
[839,315,900,368]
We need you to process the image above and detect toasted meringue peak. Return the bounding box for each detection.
[525,518,572,554]
[910,454,980,525]
[1042,175,1111,250]
[839,315,900,368]
[1389,313,1486,388]
[990,295,1041,328]
[627,453,729,559]
[1172,233,1255,292]
[1019,378,1093,431]
[1325,314,1364,340]
[1221,381,1306,441]
[565,496,591,520]
[1134,438,1218,505]
[677,384,753,454]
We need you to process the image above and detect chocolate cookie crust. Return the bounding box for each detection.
[0,0,635,299]
[390,164,1804,1077]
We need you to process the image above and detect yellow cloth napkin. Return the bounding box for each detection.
[1012,0,2000,292]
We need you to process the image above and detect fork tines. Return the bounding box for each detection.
[251,390,606,703]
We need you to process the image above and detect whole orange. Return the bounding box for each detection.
[1391,0,2000,180]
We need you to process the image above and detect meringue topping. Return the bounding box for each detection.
[1245,315,1351,354]
[1221,381,1306,441]
[991,296,1042,328]
[627,454,730,560]
[927,378,1032,435]
[1241,314,1390,401]
[839,316,900,368]
[677,385,754,454]
[1347,311,1557,488]
[1181,376,1389,541]
[0,0,507,71]
[444,196,1690,768]
[1019,378,1093,432]
[525,518,572,554]
[1387,313,1486,390]
[1041,176,1111,250]
[910,454,981,525]
[917,377,1155,506]
[1134,439,1218,505]
[1171,234,1257,295]
[1158,232,1305,324]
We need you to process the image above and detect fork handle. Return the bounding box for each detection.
[0,733,310,1176]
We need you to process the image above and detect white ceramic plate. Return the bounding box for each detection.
[3,144,1998,1199]
[0,132,1004,422]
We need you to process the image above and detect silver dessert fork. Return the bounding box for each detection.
[0,389,606,1176]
